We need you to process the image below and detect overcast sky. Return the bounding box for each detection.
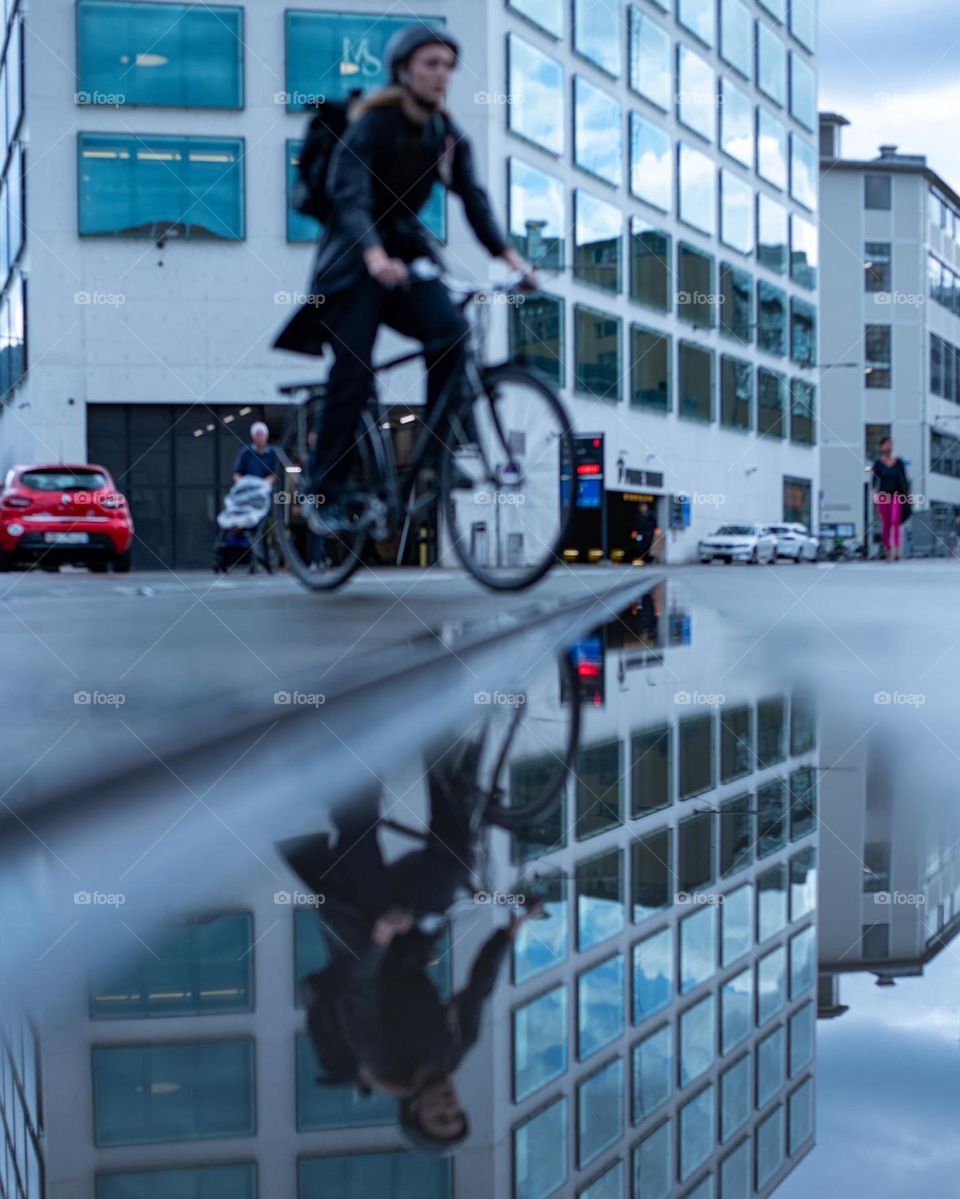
[818,0,960,186]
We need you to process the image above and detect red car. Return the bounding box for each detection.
[0,464,134,573]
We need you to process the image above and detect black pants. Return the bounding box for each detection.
[312,276,469,494]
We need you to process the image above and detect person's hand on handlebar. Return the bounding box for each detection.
[364,245,409,289]
[502,247,539,292]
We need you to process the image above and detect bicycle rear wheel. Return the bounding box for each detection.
[275,402,380,592]
[441,364,575,591]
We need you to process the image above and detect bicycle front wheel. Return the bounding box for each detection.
[441,365,575,591]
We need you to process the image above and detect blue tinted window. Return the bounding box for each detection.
[575,191,623,294]
[679,1084,715,1181]
[90,914,253,1019]
[757,947,787,1025]
[578,1057,624,1167]
[510,158,565,270]
[96,1163,256,1199]
[630,113,671,212]
[679,906,716,994]
[513,1097,569,1199]
[574,0,622,76]
[756,23,787,106]
[77,2,243,109]
[789,53,816,130]
[299,1153,450,1199]
[788,1077,814,1152]
[757,866,787,942]
[93,1040,255,1145]
[632,829,673,921]
[508,35,565,156]
[296,1034,393,1130]
[678,144,717,237]
[508,0,564,38]
[574,76,623,186]
[633,1120,672,1199]
[284,12,444,110]
[756,1024,786,1106]
[720,0,752,77]
[579,954,625,1059]
[629,7,670,109]
[632,1023,673,1120]
[790,847,817,920]
[789,1002,814,1075]
[720,1054,751,1142]
[789,925,816,998]
[679,0,716,46]
[720,1139,751,1199]
[721,967,753,1053]
[721,883,753,966]
[513,984,568,1101]
[720,78,753,167]
[578,1159,624,1199]
[633,926,673,1022]
[789,0,816,51]
[514,872,569,983]
[757,108,788,189]
[791,134,818,209]
[679,994,715,1085]
[756,1104,785,1186]
[577,848,624,950]
[78,133,244,240]
[677,45,715,142]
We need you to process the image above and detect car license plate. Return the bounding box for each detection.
[44,532,90,545]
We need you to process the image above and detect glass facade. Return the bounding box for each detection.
[631,725,672,811]
[679,994,716,1085]
[789,52,816,130]
[296,1034,393,1131]
[677,45,716,143]
[575,190,622,292]
[633,926,673,1021]
[720,0,753,77]
[721,968,754,1052]
[790,214,817,288]
[758,282,787,356]
[96,1164,256,1199]
[78,133,245,239]
[720,77,754,166]
[578,954,625,1059]
[77,2,243,108]
[757,946,787,1024]
[679,906,716,993]
[630,221,672,311]
[721,169,754,254]
[630,326,671,412]
[790,135,817,209]
[630,113,672,212]
[632,829,673,921]
[510,292,564,388]
[679,0,716,47]
[508,0,564,38]
[578,1058,624,1167]
[629,6,671,110]
[756,1025,786,1106]
[508,35,565,156]
[678,143,717,235]
[758,195,789,273]
[509,158,565,270]
[514,1098,569,1199]
[720,263,754,342]
[720,798,755,880]
[573,0,622,76]
[757,21,788,106]
[721,882,753,964]
[574,305,622,401]
[757,865,788,941]
[757,109,788,190]
[679,1084,715,1180]
[299,1154,450,1199]
[721,355,753,430]
[678,342,714,423]
[758,369,786,439]
[632,1023,673,1120]
[720,1054,752,1142]
[678,242,715,327]
[790,298,816,366]
[513,984,568,1101]
[633,1120,672,1199]
[577,847,624,949]
[790,0,817,50]
[576,740,623,839]
[574,76,623,186]
[514,873,570,983]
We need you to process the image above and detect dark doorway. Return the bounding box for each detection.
[606,490,662,563]
[87,403,289,570]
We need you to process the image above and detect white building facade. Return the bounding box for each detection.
[0,0,820,568]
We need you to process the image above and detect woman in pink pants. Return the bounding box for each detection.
[871,436,909,561]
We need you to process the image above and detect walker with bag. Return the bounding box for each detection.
[212,476,275,574]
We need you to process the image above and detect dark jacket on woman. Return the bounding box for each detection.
[871,456,908,496]
[274,92,508,355]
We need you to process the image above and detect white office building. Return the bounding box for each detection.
[819,112,960,553]
[0,0,820,568]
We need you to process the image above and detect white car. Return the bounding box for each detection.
[698,524,777,565]
[766,522,819,562]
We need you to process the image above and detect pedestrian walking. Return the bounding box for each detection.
[233,420,280,484]
[870,436,910,562]
[630,501,659,563]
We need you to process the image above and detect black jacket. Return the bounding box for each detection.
[871,456,908,496]
[274,100,507,354]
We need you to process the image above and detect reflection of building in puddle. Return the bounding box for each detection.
[817,725,960,1018]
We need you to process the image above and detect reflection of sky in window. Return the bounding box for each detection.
[579,1158,624,1199]
[721,170,754,253]
[791,851,817,919]
[508,36,564,156]
[514,1096,568,1199]
[578,1058,624,1166]
[720,1054,751,1141]
[679,0,716,46]
[574,0,622,77]
[509,159,564,241]
[756,1104,785,1186]
[508,0,564,39]
[790,925,816,997]
[630,114,671,211]
[577,189,623,244]
[633,1023,673,1120]
[678,46,716,142]
[790,53,816,129]
[721,1137,751,1195]
[629,8,670,109]
[791,137,818,209]
[575,77,623,186]
[788,1077,815,1153]
[721,968,753,1052]
[633,1119,672,1199]
[678,144,717,235]
[721,79,754,166]
[791,214,818,269]
[758,867,787,941]
[633,927,673,1021]
[680,906,717,993]
[757,1025,786,1106]
[720,0,753,78]
[513,890,568,984]
[757,946,786,1023]
[757,24,787,105]
[679,1083,715,1180]
[579,955,625,1059]
[721,883,753,966]
[514,985,568,1101]
[579,856,624,950]
[679,993,716,1083]
[758,111,788,189]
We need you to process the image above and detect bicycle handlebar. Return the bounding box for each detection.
[407,257,532,295]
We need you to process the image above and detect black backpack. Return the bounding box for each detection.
[292,91,363,223]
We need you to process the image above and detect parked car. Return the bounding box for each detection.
[766,522,819,562]
[698,524,777,565]
[0,464,134,573]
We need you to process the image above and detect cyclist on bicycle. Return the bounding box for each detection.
[273,23,535,533]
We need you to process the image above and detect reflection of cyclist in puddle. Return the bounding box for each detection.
[280,745,542,1154]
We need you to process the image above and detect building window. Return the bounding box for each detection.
[678,242,716,326]
[633,926,673,1021]
[573,0,622,76]
[0,272,26,401]
[757,1106,786,1187]
[790,299,816,367]
[720,355,753,431]
[721,967,753,1053]
[89,913,253,1019]
[758,282,787,356]
[512,756,568,864]
[789,924,816,998]
[576,739,623,839]
[679,996,716,1086]
[2,141,26,291]
[631,725,672,813]
[789,52,816,129]
[574,304,622,401]
[92,1039,255,1145]
[507,35,564,156]
[790,846,817,920]
[578,1058,624,1168]
[757,194,788,273]
[789,0,816,51]
[2,15,23,157]
[789,767,817,842]
[508,0,564,38]
[863,841,892,893]
[864,173,892,209]
[301,1154,451,1199]
[720,263,753,342]
[931,429,960,479]
[756,946,787,1024]
[756,1026,786,1108]
[96,1165,257,1199]
[790,214,817,288]
[630,220,672,311]
[757,863,787,940]
[677,45,716,142]
[631,828,673,921]
[757,108,788,189]
[577,847,624,950]
[720,706,752,781]
[789,1002,814,1076]
[510,291,564,388]
[864,324,892,388]
[628,5,671,109]
[578,954,625,1059]
[513,873,569,983]
[930,332,944,397]
[296,1033,393,1130]
[783,475,812,525]
[679,812,715,895]
[680,905,717,993]
[720,801,755,881]
[629,113,672,212]
[720,170,754,255]
[720,1140,751,1199]
[720,77,754,167]
[790,693,816,755]
[574,76,623,186]
[630,325,671,412]
[757,369,786,438]
[679,712,714,796]
[678,143,717,235]
[790,134,818,209]
[862,922,890,959]
[513,984,569,1101]
[720,1054,752,1143]
[286,141,321,243]
[678,343,714,424]
[575,190,622,292]
[790,380,815,445]
[760,0,787,18]
[788,1078,815,1154]
[633,1120,672,1199]
[866,423,892,462]
[679,1084,716,1181]
[633,1023,673,1122]
[78,132,245,239]
[509,158,565,270]
[77,1,243,109]
[720,0,753,77]
[757,696,787,766]
[679,0,716,45]
[756,23,787,105]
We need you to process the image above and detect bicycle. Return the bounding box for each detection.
[276,260,576,592]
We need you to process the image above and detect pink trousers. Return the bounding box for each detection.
[876,494,902,551]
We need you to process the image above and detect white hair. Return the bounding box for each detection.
[250,421,269,438]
